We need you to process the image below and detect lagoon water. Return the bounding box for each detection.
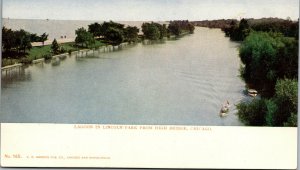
[1,24,245,125]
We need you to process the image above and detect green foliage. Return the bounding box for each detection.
[284,112,297,127]
[168,22,181,36]
[88,21,133,45]
[124,26,139,42]
[250,18,299,39]
[105,27,124,45]
[2,27,16,52]
[15,29,32,53]
[224,18,250,41]
[265,99,278,126]
[142,22,161,40]
[239,32,298,97]
[42,54,52,60]
[30,32,48,44]
[40,33,48,46]
[101,21,125,39]
[88,22,102,37]
[238,79,298,127]
[223,18,298,41]
[168,20,195,36]
[75,27,95,48]
[236,98,267,126]
[270,79,298,126]
[51,39,60,54]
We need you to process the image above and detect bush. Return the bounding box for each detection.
[60,46,66,53]
[42,54,52,60]
[236,99,267,126]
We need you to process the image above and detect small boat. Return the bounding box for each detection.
[248,89,258,97]
[219,100,230,117]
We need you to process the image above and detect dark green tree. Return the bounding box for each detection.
[168,22,181,36]
[88,22,102,37]
[75,27,95,48]
[101,21,124,39]
[124,26,139,42]
[14,29,32,53]
[239,32,298,97]
[266,79,298,126]
[142,22,161,40]
[2,27,16,52]
[236,98,267,126]
[51,39,60,54]
[105,27,124,45]
[40,33,48,46]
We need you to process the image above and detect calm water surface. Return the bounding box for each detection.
[1,27,246,125]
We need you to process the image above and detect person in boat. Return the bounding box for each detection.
[220,100,230,116]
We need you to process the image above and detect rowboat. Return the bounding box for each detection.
[248,89,258,97]
[219,100,230,117]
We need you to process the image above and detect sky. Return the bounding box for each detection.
[2,0,299,21]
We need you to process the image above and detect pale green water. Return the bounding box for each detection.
[1,27,246,125]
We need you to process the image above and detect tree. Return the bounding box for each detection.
[101,21,124,39]
[124,26,139,42]
[239,79,298,127]
[142,22,161,40]
[187,23,195,33]
[236,98,267,126]
[75,27,95,48]
[39,33,48,46]
[30,33,40,42]
[14,29,32,53]
[88,22,102,37]
[266,79,298,126]
[105,27,124,45]
[223,18,249,41]
[51,39,59,54]
[2,27,16,52]
[168,22,181,36]
[239,31,298,97]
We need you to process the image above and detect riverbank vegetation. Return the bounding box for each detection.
[2,20,195,67]
[223,18,298,41]
[141,20,195,40]
[88,21,139,45]
[224,18,299,127]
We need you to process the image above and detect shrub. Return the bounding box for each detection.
[236,99,267,126]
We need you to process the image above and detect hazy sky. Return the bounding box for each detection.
[2,0,299,21]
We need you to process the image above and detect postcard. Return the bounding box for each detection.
[0,0,298,169]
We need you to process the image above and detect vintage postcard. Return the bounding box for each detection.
[0,0,298,169]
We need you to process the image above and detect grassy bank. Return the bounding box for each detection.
[2,40,105,67]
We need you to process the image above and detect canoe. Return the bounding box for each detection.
[248,89,258,97]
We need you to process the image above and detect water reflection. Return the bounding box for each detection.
[1,66,32,88]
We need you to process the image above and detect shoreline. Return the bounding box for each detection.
[2,31,193,68]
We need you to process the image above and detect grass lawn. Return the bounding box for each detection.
[2,40,107,67]
[28,40,105,60]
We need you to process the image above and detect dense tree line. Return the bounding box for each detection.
[75,27,95,48]
[2,27,48,58]
[223,18,299,41]
[87,21,139,45]
[141,22,168,40]
[191,19,238,29]
[237,79,297,126]
[192,17,298,126]
[237,31,298,127]
[249,18,299,39]
[168,20,195,36]
[141,20,195,40]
